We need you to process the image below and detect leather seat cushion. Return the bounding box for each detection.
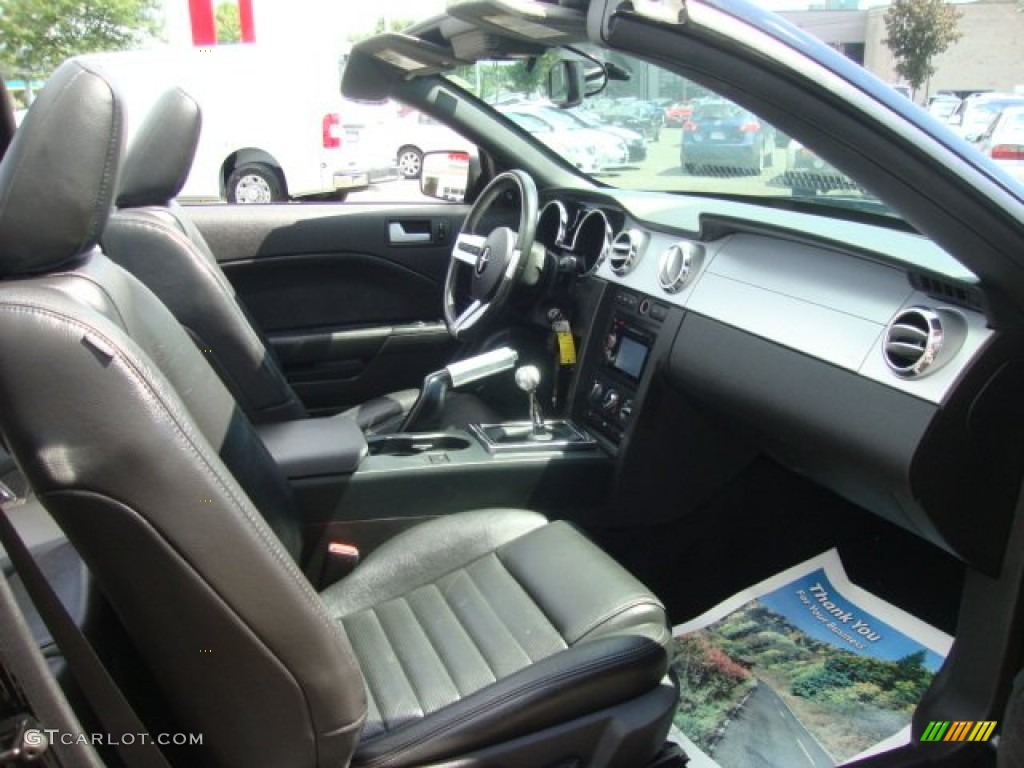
[320,509,670,767]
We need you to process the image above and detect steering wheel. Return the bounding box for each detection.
[445,170,539,340]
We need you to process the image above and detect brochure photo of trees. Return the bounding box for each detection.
[672,566,946,767]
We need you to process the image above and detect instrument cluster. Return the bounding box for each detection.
[536,199,623,276]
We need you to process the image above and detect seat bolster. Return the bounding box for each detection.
[498,520,670,646]
[320,509,548,617]
[102,209,308,422]
[353,634,668,768]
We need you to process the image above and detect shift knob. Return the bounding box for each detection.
[515,365,541,394]
[514,365,549,439]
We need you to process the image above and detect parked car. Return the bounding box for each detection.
[778,139,862,196]
[927,93,962,120]
[664,100,694,127]
[566,108,647,162]
[390,110,475,179]
[975,105,1024,184]
[500,105,629,170]
[499,107,602,172]
[680,101,775,174]
[600,97,664,141]
[947,92,1024,142]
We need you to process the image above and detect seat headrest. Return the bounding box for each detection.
[117,88,201,208]
[0,60,123,279]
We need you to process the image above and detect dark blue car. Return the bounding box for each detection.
[680,101,775,174]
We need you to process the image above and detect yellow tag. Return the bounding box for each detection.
[556,330,576,366]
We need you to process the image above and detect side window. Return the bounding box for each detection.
[345,106,478,204]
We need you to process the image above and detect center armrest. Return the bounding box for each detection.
[256,415,368,479]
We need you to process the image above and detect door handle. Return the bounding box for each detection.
[388,220,432,244]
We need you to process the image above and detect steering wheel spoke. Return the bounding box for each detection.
[453,233,487,265]
[450,299,489,336]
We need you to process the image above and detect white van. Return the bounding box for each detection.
[77,45,399,203]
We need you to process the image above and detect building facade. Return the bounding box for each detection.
[782,0,1024,100]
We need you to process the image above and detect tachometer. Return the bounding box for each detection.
[537,200,569,249]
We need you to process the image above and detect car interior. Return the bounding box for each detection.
[1,1,1024,767]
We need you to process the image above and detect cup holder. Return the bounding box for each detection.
[368,434,471,457]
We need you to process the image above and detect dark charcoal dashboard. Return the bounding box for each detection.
[541,188,1023,578]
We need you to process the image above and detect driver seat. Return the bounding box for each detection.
[102,87,497,433]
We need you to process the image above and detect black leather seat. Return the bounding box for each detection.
[102,87,497,433]
[0,61,676,768]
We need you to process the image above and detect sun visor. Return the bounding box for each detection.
[342,33,466,101]
[445,0,588,46]
[440,20,549,60]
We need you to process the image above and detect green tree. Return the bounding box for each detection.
[0,0,163,81]
[504,51,562,98]
[883,0,962,94]
[374,16,416,34]
[215,2,241,44]
[347,16,416,43]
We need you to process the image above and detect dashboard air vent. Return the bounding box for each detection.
[883,307,964,379]
[608,230,644,276]
[658,242,703,294]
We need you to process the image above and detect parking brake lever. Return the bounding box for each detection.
[399,347,518,433]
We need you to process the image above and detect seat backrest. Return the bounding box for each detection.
[103,87,307,424]
[0,61,366,767]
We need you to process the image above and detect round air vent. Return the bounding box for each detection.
[658,242,703,293]
[608,229,644,276]
[883,307,964,378]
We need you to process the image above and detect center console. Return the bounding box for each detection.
[575,287,676,450]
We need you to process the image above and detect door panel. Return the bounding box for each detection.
[188,203,468,414]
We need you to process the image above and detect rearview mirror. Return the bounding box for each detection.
[420,151,471,203]
[547,60,585,108]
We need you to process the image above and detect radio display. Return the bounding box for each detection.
[613,334,649,380]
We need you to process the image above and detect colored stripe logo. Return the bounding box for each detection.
[921,721,997,742]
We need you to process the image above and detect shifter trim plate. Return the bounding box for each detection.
[469,420,596,454]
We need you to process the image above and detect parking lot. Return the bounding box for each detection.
[350,126,794,204]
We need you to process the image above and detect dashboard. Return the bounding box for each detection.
[538,188,1019,577]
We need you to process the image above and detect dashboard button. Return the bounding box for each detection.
[601,388,621,413]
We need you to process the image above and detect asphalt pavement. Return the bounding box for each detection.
[713,680,835,768]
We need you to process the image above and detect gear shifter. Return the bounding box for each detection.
[514,365,551,440]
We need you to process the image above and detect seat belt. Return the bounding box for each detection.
[0,491,172,768]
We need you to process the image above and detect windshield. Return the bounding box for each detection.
[448,52,890,219]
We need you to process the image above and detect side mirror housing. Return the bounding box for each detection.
[547,60,585,108]
[420,151,472,203]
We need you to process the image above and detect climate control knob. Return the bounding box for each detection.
[619,399,634,424]
[601,388,621,413]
